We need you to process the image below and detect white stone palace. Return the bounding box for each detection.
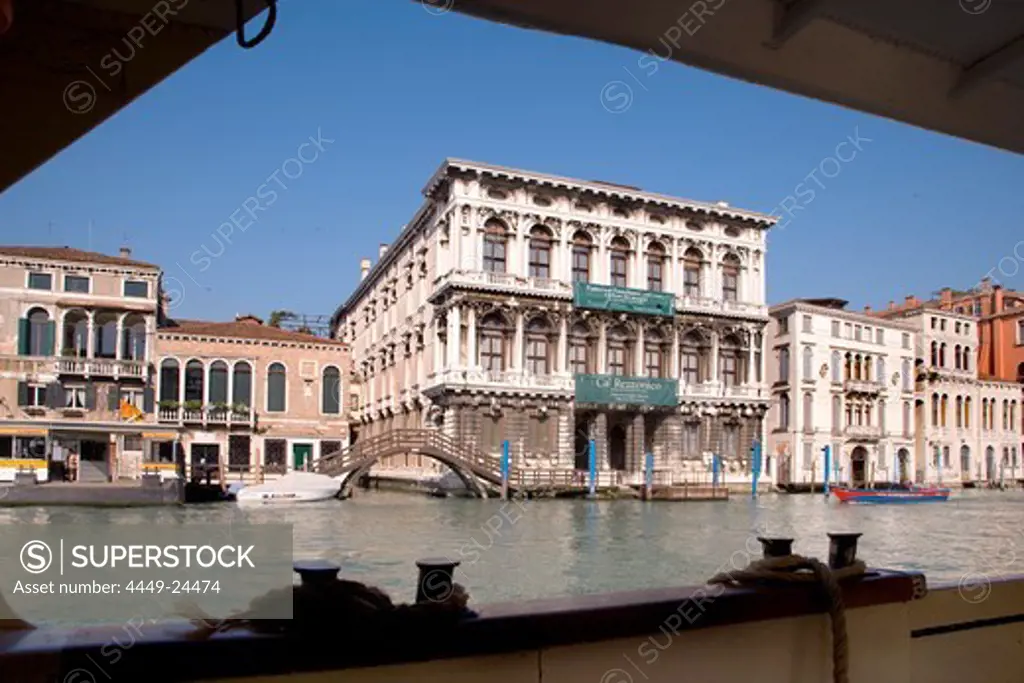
[331,160,776,485]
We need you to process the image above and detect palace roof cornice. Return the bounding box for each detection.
[425,159,779,228]
[770,299,917,332]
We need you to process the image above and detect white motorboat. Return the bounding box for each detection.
[234,472,341,504]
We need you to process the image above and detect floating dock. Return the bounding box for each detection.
[644,485,729,501]
[0,476,184,507]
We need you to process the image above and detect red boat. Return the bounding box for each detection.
[831,486,950,504]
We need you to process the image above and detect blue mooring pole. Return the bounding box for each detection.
[751,439,762,499]
[644,452,654,500]
[712,453,720,487]
[500,440,510,500]
[822,445,831,498]
[588,439,597,497]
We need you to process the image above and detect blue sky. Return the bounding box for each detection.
[2,1,1023,322]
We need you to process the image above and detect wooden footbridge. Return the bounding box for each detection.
[317,429,506,498]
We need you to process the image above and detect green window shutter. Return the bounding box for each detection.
[17,318,29,355]
[107,384,121,411]
[143,387,155,413]
[43,321,56,356]
[85,382,97,411]
[16,382,28,406]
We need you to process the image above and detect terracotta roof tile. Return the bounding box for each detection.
[160,319,346,346]
[0,245,158,268]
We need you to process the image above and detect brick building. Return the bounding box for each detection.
[331,160,776,485]
[155,316,350,480]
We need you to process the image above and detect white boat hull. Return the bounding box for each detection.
[235,487,339,504]
[233,472,341,504]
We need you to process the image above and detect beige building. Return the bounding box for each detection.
[0,245,178,483]
[332,159,775,485]
[155,316,350,479]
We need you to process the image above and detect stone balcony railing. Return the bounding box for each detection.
[0,355,145,380]
[157,406,254,426]
[426,368,575,393]
[843,378,884,394]
[845,424,882,439]
[678,382,768,400]
[677,294,768,318]
[436,270,573,298]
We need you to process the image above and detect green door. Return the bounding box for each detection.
[292,444,313,471]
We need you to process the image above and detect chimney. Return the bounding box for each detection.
[904,295,917,306]
[888,300,896,311]
[360,258,372,281]
[863,304,872,313]
[235,314,263,326]
[379,243,389,259]
[939,287,953,310]
[981,277,993,291]
[119,246,132,259]
[995,285,1004,312]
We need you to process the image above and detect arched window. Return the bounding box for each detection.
[606,324,633,376]
[982,398,989,431]
[62,310,88,358]
[1003,399,1009,430]
[803,392,813,430]
[93,312,118,359]
[954,345,962,370]
[940,394,948,427]
[831,350,842,383]
[876,357,885,384]
[184,360,204,403]
[963,347,971,372]
[121,314,147,361]
[609,236,630,287]
[646,241,666,292]
[568,322,594,375]
[482,219,508,273]
[528,225,552,279]
[878,399,886,433]
[322,366,341,414]
[931,393,939,426]
[682,247,703,297]
[930,341,938,367]
[722,253,740,301]
[571,231,592,283]
[939,343,947,368]
[232,361,252,409]
[902,401,911,436]
[832,395,842,428]
[209,361,229,405]
[720,334,742,387]
[680,331,705,385]
[779,393,790,430]
[525,317,552,375]
[644,329,668,378]
[902,359,911,391]
[1017,362,1024,384]
[159,359,180,402]
[802,346,813,380]
[964,396,972,429]
[267,363,287,412]
[955,396,963,428]
[478,312,510,373]
[779,346,790,380]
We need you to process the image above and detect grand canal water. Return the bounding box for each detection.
[2,489,1023,609]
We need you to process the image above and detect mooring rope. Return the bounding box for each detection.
[708,555,866,683]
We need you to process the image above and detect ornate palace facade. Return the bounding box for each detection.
[333,160,776,482]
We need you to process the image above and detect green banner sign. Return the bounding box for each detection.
[575,375,679,407]
[573,282,675,317]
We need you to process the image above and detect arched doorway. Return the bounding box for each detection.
[897,448,910,484]
[851,446,868,488]
[960,445,971,482]
[986,446,996,482]
[608,424,627,471]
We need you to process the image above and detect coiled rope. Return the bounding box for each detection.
[708,555,866,683]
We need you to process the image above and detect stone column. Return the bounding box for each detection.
[635,324,645,377]
[466,307,477,370]
[710,330,720,383]
[631,246,642,289]
[433,321,443,375]
[669,239,679,295]
[591,412,608,471]
[630,413,646,472]
[86,314,96,359]
[557,407,573,469]
[513,309,524,371]
[557,315,568,373]
[559,229,570,282]
[746,328,756,385]
[115,317,124,360]
[597,237,607,285]
[598,321,607,374]
[671,326,680,378]
[447,306,461,369]
[658,414,682,469]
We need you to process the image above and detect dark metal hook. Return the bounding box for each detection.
[236,0,277,49]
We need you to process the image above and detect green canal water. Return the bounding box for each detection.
[3,489,1023,605]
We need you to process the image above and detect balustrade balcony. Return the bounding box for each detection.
[426,368,574,393]
[434,270,573,299]
[843,378,884,394]
[0,355,145,380]
[845,424,882,440]
[157,405,255,426]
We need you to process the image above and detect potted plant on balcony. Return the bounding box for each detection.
[158,400,180,410]
[231,403,251,419]
[183,400,203,418]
